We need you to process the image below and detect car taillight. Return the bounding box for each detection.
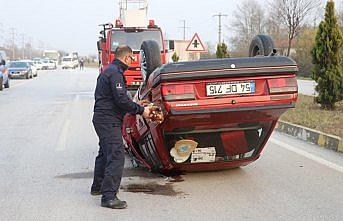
[267,78,298,94]
[162,84,195,101]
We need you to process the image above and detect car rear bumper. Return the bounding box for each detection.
[170,103,295,115]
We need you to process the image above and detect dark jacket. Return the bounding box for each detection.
[93,59,144,124]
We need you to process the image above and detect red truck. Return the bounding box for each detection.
[97,19,166,90]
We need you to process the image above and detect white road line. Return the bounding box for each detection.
[56,119,71,152]
[270,138,343,174]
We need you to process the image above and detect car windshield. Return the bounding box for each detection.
[63,58,72,62]
[10,62,28,68]
[111,30,163,51]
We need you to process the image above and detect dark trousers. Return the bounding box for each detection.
[91,122,125,201]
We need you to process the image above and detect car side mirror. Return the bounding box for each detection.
[97,40,101,51]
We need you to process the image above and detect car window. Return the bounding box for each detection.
[111,30,163,51]
[9,62,28,68]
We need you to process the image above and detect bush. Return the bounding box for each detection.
[216,43,230,58]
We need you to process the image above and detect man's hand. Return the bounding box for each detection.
[138,100,150,106]
[142,107,151,119]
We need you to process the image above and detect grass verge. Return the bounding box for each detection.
[280,94,343,138]
[85,62,99,68]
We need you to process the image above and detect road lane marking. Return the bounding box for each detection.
[270,138,343,174]
[56,119,71,151]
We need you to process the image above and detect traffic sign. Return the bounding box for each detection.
[186,33,206,52]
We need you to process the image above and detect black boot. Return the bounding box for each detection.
[101,195,127,209]
[90,189,101,196]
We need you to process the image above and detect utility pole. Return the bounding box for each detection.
[28,37,33,59]
[179,20,190,40]
[20,34,25,59]
[0,23,4,46]
[10,28,16,60]
[213,13,228,45]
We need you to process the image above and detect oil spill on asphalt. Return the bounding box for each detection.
[55,167,183,181]
[120,182,183,196]
[56,168,185,196]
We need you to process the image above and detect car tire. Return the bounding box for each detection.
[249,35,275,57]
[140,40,162,82]
[25,73,29,79]
[0,77,3,91]
[4,79,9,88]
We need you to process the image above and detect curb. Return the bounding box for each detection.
[275,120,343,153]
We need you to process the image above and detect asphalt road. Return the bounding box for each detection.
[0,68,342,221]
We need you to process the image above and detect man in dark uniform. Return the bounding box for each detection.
[91,45,151,209]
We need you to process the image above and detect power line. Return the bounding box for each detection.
[213,13,228,45]
[179,20,191,40]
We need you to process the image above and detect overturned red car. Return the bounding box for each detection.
[123,35,298,173]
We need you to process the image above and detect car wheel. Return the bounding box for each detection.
[0,77,3,91]
[4,79,9,88]
[140,40,162,83]
[249,35,275,57]
[25,73,29,79]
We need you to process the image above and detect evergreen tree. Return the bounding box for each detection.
[311,0,343,109]
[171,52,179,62]
[216,43,230,58]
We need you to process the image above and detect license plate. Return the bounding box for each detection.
[206,81,255,96]
[191,147,216,163]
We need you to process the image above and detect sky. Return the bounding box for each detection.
[0,0,337,56]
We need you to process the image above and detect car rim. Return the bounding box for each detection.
[140,50,147,82]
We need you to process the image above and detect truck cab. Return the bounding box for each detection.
[97,0,166,90]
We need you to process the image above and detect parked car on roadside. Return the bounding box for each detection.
[33,60,44,70]
[21,60,38,77]
[0,59,9,90]
[8,61,33,79]
[61,56,78,69]
[40,59,50,70]
[42,59,57,70]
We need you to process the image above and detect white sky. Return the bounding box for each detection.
[0,0,337,56]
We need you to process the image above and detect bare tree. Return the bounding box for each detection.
[230,0,266,52]
[270,0,320,56]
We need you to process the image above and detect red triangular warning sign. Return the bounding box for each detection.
[186,33,206,52]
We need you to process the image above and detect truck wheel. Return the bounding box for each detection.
[249,35,275,57]
[140,40,162,82]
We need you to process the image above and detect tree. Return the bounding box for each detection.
[171,52,179,62]
[270,0,320,56]
[311,0,343,110]
[294,27,316,77]
[216,43,230,58]
[231,0,266,52]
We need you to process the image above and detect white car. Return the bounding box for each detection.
[61,56,78,69]
[33,60,44,70]
[21,60,38,77]
[42,59,57,70]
